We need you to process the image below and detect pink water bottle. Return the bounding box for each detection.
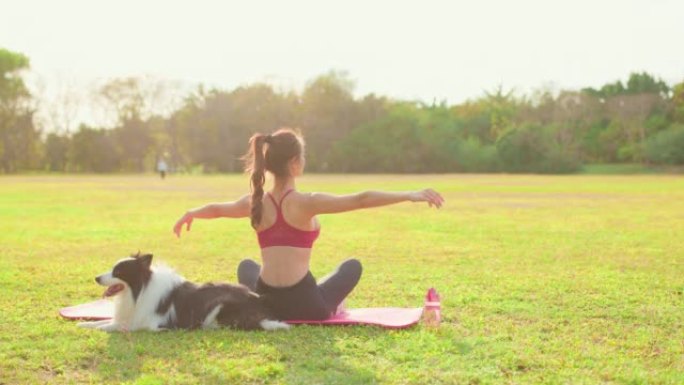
[423,288,441,327]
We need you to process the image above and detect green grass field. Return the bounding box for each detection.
[1,174,683,385]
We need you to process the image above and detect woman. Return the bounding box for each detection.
[173,128,444,320]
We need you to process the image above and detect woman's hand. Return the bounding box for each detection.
[173,212,194,238]
[409,188,445,208]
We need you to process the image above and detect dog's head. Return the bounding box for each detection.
[96,252,153,301]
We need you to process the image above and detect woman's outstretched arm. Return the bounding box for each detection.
[304,189,444,215]
[173,194,250,238]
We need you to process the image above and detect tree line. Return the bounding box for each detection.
[2,47,684,174]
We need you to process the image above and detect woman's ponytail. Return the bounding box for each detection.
[245,133,268,228]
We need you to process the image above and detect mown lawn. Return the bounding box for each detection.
[1,174,683,385]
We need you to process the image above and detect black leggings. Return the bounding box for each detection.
[237,259,362,320]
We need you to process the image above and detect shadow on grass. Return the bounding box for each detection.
[97,325,380,384]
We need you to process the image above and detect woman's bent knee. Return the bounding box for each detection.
[341,258,362,278]
[237,259,260,275]
[238,258,259,268]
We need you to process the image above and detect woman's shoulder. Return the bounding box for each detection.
[285,190,320,214]
[288,190,315,204]
[293,190,314,197]
[291,191,334,205]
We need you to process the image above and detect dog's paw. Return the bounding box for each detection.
[78,320,108,329]
[77,321,95,329]
[96,322,121,332]
[259,319,291,331]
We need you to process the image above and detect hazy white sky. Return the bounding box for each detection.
[3,0,684,127]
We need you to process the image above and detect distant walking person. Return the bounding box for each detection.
[157,158,168,179]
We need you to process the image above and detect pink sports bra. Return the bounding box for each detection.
[257,189,320,249]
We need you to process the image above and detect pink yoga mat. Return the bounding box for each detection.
[287,307,423,329]
[60,300,424,329]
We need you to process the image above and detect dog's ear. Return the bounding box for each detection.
[138,253,153,268]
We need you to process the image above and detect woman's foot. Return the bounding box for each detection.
[335,300,347,315]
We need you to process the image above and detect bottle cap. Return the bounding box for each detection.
[425,288,440,308]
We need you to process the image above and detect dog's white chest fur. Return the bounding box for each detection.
[116,267,181,330]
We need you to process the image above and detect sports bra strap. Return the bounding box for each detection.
[278,189,294,206]
[266,189,294,217]
[266,193,278,208]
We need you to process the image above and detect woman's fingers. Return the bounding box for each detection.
[424,190,439,208]
[435,193,444,207]
[429,189,442,203]
[411,188,445,209]
[425,190,437,204]
[173,215,192,238]
[424,188,444,208]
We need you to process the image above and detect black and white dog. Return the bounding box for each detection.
[78,253,289,332]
